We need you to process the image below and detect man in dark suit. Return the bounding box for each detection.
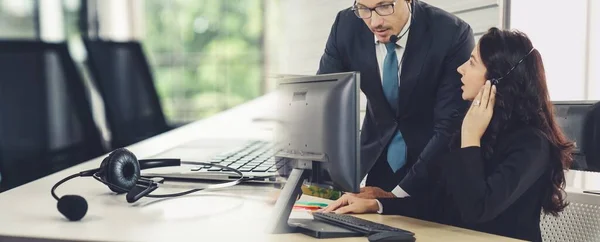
[317,0,474,199]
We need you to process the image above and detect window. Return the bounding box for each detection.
[142,0,266,124]
[0,0,37,39]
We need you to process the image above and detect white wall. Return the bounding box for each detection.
[265,0,505,119]
[264,1,367,113]
[510,0,589,101]
[589,0,600,100]
[267,0,599,103]
[423,0,504,37]
[267,0,504,76]
[266,1,350,76]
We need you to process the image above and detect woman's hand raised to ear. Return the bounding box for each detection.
[461,80,496,148]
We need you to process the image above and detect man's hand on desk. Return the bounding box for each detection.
[347,186,395,199]
[319,194,379,214]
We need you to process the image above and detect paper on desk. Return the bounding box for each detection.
[289,210,314,220]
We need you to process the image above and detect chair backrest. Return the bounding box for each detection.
[0,40,105,191]
[582,101,600,171]
[540,191,600,242]
[552,101,597,170]
[82,39,169,149]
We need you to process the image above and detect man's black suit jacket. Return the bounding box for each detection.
[317,0,474,195]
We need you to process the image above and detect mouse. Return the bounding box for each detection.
[367,231,415,242]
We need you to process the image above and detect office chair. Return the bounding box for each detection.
[540,191,600,242]
[82,39,171,149]
[540,102,600,241]
[0,40,105,192]
[582,101,600,172]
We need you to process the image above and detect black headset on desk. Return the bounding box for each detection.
[51,148,272,222]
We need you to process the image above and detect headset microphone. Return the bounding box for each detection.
[52,169,97,221]
[388,0,413,44]
[57,195,88,221]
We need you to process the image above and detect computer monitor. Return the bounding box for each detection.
[266,72,362,234]
[552,101,595,170]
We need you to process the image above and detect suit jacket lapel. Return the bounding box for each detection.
[397,3,431,117]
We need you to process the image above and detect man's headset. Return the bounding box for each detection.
[389,0,414,44]
[351,0,415,44]
[51,148,272,221]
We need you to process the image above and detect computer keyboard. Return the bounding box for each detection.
[194,140,282,173]
[312,212,414,235]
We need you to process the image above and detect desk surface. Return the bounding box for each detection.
[0,181,521,242]
[0,93,590,242]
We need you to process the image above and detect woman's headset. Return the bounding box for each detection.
[490,47,536,85]
[51,148,270,221]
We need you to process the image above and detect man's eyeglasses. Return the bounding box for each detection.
[352,1,397,19]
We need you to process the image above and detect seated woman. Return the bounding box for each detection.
[320,27,574,242]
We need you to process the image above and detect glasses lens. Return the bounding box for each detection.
[355,7,371,18]
[375,4,395,16]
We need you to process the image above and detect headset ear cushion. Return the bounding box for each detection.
[104,148,141,193]
[99,156,111,178]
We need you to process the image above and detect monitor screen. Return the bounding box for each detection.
[552,101,594,154]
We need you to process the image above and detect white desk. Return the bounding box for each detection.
[0,93,593,242]
[0,93,275,241]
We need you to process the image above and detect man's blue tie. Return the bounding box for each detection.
[382,42,407,173]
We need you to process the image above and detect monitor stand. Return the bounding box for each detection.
[265,166,362,239]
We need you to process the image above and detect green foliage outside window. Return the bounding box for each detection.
[143,0,265,124]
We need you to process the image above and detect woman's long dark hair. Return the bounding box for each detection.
[475,27,574,216]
